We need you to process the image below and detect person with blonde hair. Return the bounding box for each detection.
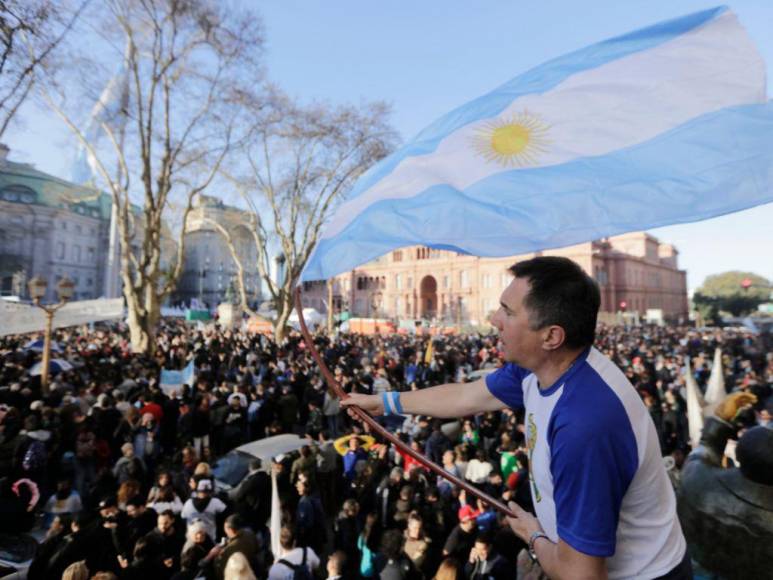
[433,557,462,580]
[62,560,89,580]
[224,551,257,580]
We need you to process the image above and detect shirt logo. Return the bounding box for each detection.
[526,412,542,503]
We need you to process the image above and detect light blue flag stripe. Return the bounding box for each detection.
[347,6,728,203]
[303,101,773,281]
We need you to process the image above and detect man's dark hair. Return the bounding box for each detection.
[509,256,600,349]
[380,529,405,560]
[225,513,244,531]
[475,531,494,546]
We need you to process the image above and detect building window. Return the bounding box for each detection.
[56,242,65,260]
[460,270,469,288]
[73,245,82,262]
[501,272,510,288]
[482,273,491,289]
[395,296,401,313]
[76,224,82,234]
[443,275,450,289]
[393,250,403,262]
[395,274,402,290]
[407,277,413,290]
[61,221,67,230]
[88,248,95,262]
[87,278,93,287]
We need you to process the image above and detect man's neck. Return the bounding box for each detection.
[534,347,586,390]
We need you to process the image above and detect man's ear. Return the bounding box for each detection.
[542,325,566,351]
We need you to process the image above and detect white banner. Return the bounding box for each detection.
[0,298,124,337]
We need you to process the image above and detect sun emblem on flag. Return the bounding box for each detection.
[471,111,550,167]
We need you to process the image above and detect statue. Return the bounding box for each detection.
[677,392,773,579]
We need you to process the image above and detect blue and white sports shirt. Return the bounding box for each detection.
[486,347,685,579]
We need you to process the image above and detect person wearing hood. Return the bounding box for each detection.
[43,478,82,528]
[15,414,51,487]
[181,478,227,541]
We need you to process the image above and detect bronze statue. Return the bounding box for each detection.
[678,393,773,580]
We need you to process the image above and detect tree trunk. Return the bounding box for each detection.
[126,304,152,354]
[273,294,293,343]
[124,286,160,356]
[327,279,334,335]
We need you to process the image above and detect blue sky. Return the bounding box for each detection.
[7,1,773,291]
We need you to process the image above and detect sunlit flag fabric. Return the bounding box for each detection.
[301,6,773,282]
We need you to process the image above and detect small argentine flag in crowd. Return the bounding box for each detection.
[302,6,773,282]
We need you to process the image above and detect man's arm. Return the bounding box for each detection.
[533,538,607,580]
[341,378,504,418]
[507,502,607,580]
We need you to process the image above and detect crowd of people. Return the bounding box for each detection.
[0,318,770,579]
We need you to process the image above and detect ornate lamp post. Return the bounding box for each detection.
[28,276,74,393]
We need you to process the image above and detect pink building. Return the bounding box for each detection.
[301,232,688,325]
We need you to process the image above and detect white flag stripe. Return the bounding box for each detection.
[322,11,763,241]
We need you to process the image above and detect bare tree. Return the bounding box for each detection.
[41,0,262,354]
[0,0,87,138]
[217,90,397,341]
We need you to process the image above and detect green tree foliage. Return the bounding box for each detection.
[693,271,771,318]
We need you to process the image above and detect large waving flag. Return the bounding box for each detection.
[302,6,773,281]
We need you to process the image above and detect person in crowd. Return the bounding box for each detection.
[463,533,509,580]
[223,551,257,580]
[228,458,270,526]
[181,478,227,541]
[268,527,320,580]
[325,550,348,580]
[212,514,264,580]
[143,509,185,574]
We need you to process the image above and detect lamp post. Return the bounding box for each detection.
[28,276,74,393]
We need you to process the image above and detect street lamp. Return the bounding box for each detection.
[28,276,74,393]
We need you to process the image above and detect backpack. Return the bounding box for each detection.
[22,439,47,472]
[278,547,313,580]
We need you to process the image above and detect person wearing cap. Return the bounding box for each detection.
[181,478,227,542]
[344,257,690,580]
[442,505,478,561]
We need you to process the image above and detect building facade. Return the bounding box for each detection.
[301,232,688,325]
[0,148,115,301]
[174,195,261,308]
[0,146,178,303]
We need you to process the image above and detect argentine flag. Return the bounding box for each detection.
[302,6,773,282]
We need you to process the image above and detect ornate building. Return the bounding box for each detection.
[0,145,177,302]
[301,232,688,325]
[174,195,261,308]
[0,146,114,301]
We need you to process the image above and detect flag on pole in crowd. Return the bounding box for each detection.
[270,466,282,558]
[159,360,196,395]
[704,348,727,413]
[424,337,434,365]
[684,357,705,448]
[302,6,773,282]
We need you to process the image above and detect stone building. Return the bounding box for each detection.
[301,232,688,325]
[0,145,177,302]
[174,195,261,308]
[0,147,114,301]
